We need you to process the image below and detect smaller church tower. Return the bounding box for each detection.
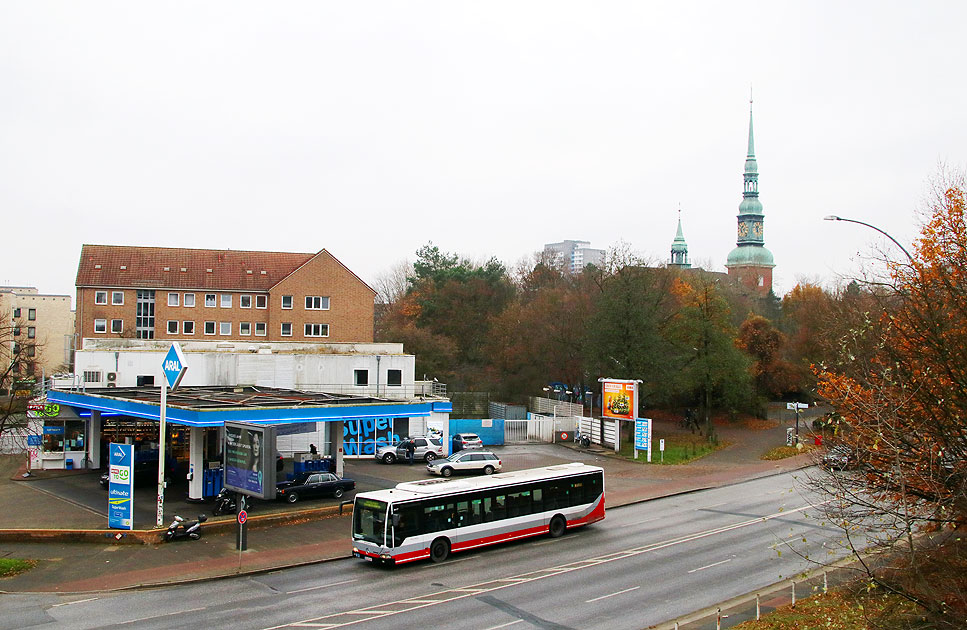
[668,209,691,269]
[726,100,775,294]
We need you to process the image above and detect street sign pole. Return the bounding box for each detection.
[156,380,167,528]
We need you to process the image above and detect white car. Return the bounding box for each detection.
[427,451,502,477]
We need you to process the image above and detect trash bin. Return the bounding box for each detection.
[814,435,823,446]
[64,459,73,470]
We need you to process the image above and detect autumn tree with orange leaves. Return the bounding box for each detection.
[814,176,967,629]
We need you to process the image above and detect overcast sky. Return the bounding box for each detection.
[2,2,964,303]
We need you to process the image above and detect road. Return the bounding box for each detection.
[0,471,848,630]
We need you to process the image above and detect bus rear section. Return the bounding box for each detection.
[351,462,604,565]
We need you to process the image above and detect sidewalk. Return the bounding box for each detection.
[0,408,820,594]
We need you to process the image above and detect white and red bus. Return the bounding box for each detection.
[351,462,605,565]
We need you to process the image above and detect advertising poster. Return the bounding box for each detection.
[602,379,637,420]
[224,422,276,500]
[108,442,134,530]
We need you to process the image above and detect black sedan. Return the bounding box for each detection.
[276,472,355,504]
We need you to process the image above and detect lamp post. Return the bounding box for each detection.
[823,215,913,262]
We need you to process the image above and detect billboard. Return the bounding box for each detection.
[224,422,277,500]
[108,442,134,530]
[601,379,637,421]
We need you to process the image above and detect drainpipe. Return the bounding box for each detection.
[376,355,381,397]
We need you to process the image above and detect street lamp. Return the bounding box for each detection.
[823,215,913,262]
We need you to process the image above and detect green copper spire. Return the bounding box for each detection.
[727,98,774,275]
[669,207,691,269]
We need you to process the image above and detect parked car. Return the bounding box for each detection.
[375,436,444,464]
[276,472,355,504]
[451,433,483,452]
[427,450,502,477]
[822,445,855,470]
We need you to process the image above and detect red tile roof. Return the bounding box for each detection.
[75,245,316,291]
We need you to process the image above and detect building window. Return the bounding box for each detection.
[183,321,195,335]
[220,294,232,308]
[167,320,179,334]
[387,369,402,386]
[205,294,216,308]
[112,291,124,305]
[354,369,369,386]
[240,295,252,309]
[27,327,35,339]
[239,322,251,336]
[219,322,231,335]
[255,295,267,309]
[304,323,329,337]
[281,295,293,309]
[281,322,292,336]
[13,327,20,336]
[255,322,267,336]
[110,319,123,334]
[184,293,195,307]
[204,321,216,335]
[305,296,330,310]
[26,345,35,357]
[168,293,180,307]
[94,319,107,333]
[13,307,20,318]
[83,370,101,384]
[136,290,155,339]
[95,291,107,305]
[28,308,36,321]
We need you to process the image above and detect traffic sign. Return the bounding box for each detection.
[786,402,809,410]
[162,342,188,390]
[238,510,248,524]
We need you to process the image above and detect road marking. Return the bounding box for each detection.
[128,607,206,622]
[687,558,732,573]
[264,500,828,630]
[585,586,640,603]
[287,579,358,594]
[485,620,524,629]
[51,597,98,607]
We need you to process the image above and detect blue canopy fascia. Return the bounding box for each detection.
[47,390,435,428]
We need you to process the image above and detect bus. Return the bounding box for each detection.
[351,462,605,565]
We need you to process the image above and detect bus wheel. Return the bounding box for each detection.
[430,538,450,563]
[549,515,566,538]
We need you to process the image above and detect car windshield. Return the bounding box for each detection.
[352,498,387,545]
[443,452,466,462]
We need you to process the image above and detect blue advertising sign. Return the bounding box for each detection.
[634,417,652,451]
[27,435,42,446]
[223,422,277,500]
[42,425,64,435]
[108,443,134,530]
[162,342,188,390]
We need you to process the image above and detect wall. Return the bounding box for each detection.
[448,418,505,446]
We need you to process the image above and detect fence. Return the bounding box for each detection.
[528,396,585,418]
[578,416,620,450]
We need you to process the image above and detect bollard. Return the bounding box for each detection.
[756,593,760,620]
[716,607,721,630]
[674,623,678,630]
[791,581,796,608]
[823,571,828,593]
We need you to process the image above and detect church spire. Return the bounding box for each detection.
[668,205,691,269]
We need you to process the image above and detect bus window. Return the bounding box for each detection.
[456,500,470,528]
[392,504,420,547]
[532,487,543,513]
[469,497,484,525]
[492,494,507,520]
[569,481,585,507]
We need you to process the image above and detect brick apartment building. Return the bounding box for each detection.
[75,245,376,348]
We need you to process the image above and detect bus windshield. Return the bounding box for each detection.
[353,498,388,545]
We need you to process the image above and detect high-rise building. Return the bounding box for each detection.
[543,240,606,273]
[726,102,775,294]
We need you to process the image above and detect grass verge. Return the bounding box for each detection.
[0,558,36,578]
[615,433,727,465]
[761,443,819,461]
[731,588,917,630]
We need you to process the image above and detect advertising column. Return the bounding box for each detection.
[108,443,135,530]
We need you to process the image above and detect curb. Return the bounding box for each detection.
[0,502,351,545]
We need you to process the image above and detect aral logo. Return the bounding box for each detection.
[164,359,180,371]
[112,446,125,459]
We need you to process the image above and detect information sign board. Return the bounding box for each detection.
[634,417,652,450]
[108,442,134,530]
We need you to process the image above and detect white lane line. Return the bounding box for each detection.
[585,586,640,603]
[128,607,206,623]
[51,597,99,607]
[287,578,358,594]
[264,500,828,630]
[485,620,525,630]
[697,501,730,510]
[687,558,732,573]
[612,516,662,529]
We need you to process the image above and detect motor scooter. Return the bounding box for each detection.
[164,514,208,541]
[574,431,591,448]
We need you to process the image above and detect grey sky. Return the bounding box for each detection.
[2,2,963,301]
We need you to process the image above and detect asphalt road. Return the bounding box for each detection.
[0,471,849,630]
